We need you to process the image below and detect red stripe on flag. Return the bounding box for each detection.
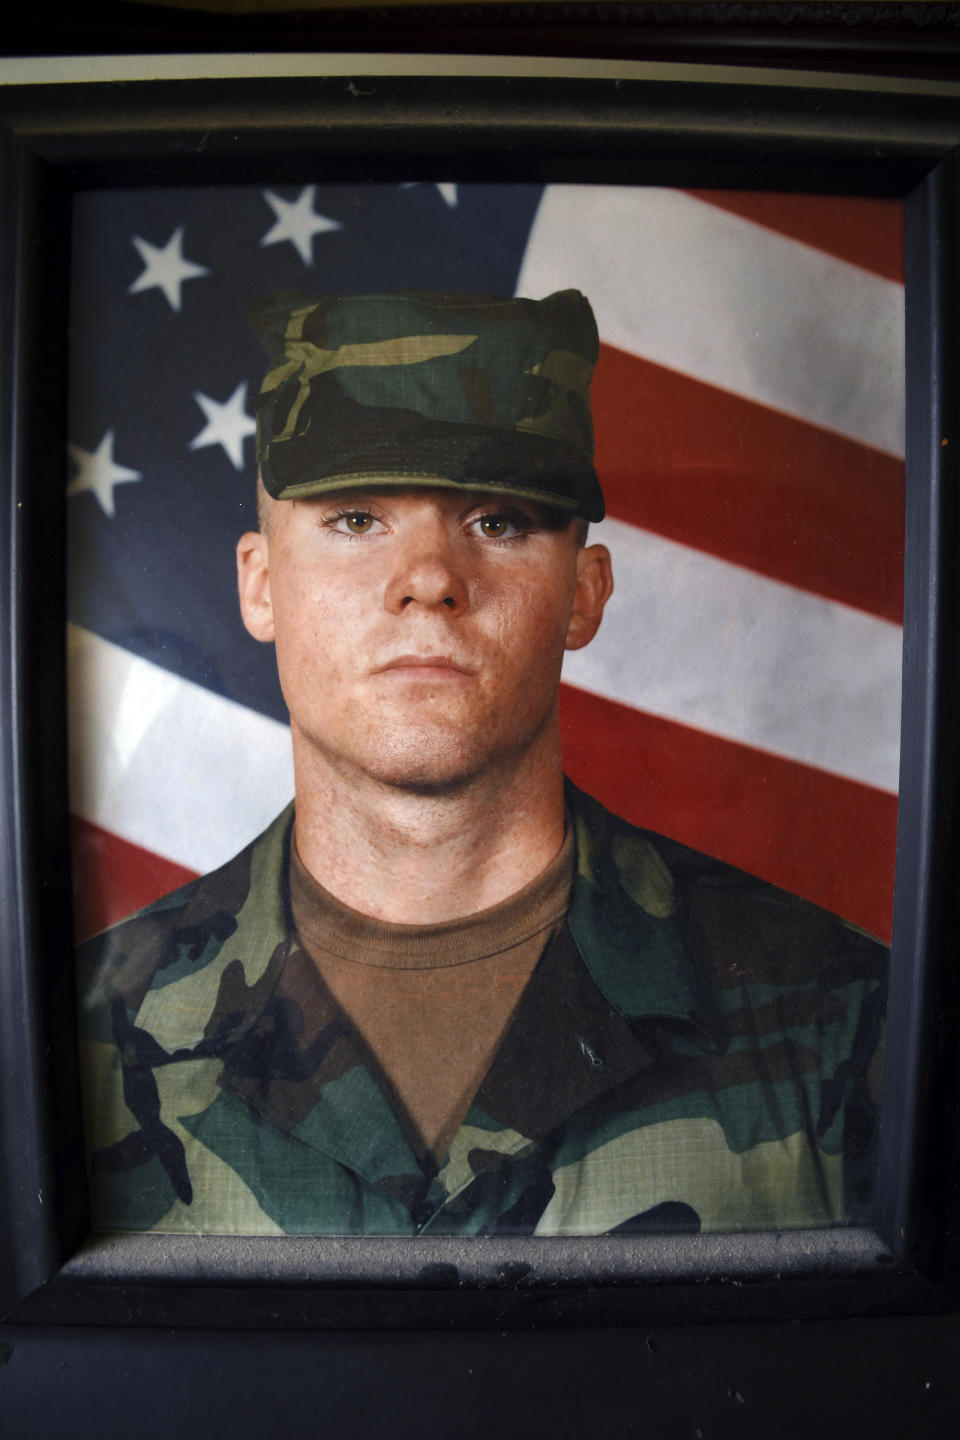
[686,190,904,283]
[559,683,896,941]
[71,816,199,943]
[593,344,905,624]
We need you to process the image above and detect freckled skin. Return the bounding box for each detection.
[236,485,612,920]
[238,488,609,794]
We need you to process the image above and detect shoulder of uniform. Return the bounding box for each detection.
[564,778,888,995]
[674,854,888,990]
[77,804,294,1016]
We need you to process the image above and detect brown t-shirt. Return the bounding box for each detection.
[289,828,575,1162]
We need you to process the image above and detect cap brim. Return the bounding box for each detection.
[273,471,583,514]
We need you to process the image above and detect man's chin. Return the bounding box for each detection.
[297,713,553,796]
[348,723,515,795]
[362,745,491,796]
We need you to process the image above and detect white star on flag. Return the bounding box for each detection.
[128,226,210,312]
[260,185,342,264]
[401,182,458,208]
[68,431,142,516]
[189,383,257,470]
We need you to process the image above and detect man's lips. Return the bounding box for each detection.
[373,654,475,677]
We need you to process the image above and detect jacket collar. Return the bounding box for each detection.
[135,782,707,1043]
[133,801,295,1057]
[131,785,712,1210]
[563,779,709,1029]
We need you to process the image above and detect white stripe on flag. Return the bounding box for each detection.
[516,185,905,458]
[562,518,902,794]
[68,623,294,874]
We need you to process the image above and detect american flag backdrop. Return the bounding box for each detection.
[66,181,904,946]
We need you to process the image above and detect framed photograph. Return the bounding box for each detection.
[65,172,900,1247]
[1,37,959,1395]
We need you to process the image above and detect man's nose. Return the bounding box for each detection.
[383,531,468,616]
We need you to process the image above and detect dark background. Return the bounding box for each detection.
[2,1315,960,1437]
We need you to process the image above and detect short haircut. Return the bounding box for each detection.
[256,473,273,534]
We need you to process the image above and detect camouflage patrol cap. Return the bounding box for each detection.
[248,289,605,521]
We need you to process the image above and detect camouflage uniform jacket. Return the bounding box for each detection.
[78,782,887,1237]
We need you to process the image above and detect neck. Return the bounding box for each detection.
[291,723,568,924]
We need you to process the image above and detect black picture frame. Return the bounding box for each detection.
[1,41,960,1430]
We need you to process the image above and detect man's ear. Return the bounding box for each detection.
[236,531,276,642]
[565,543,613,652]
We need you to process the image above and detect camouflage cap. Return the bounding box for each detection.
[248,289,605,521]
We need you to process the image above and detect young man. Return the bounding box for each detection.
[79,290,887,1237]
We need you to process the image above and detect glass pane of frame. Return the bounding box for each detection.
[68,177,900,1241]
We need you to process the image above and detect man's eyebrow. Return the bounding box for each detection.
[310,491,387,508]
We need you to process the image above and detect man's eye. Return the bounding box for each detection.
[474,512,522,539]
[331,510,379,535]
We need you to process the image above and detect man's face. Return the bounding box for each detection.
[237,487,611,794]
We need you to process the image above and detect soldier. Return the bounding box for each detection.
[79,290,887,1236]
